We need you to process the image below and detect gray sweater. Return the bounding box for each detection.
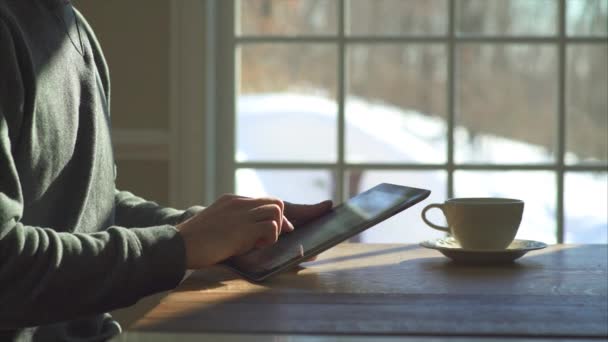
[0,0,198,340]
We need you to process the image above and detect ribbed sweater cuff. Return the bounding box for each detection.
[129,225,186,298]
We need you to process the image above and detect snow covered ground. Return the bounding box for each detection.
[236,93,608,244]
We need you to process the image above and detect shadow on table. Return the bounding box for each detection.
[306,245,421,267]
[125,244,607,337]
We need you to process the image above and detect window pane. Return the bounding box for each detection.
[346,44,447,163]
[456,44,557,164]
[454,171,557,244]
[236,169,335,203]
[237,44,337,162]
[565,172,608,243]
[567,0,608,36]
[456,0,558,36]
[347,170,448,243]
[347,0,447,36]
[566,44,608,164]
[237,0,337,36]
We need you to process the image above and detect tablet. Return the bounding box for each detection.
[224,183,431,282]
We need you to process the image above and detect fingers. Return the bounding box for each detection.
[249,205,295,239]
[214,195,334,253]
[249,203,283,223]
[284,200,333,225]
[282,216,295,233]
[217,194,284,212]
[253,220,279,248]
[216,193,251,205]
[249,197,284,212]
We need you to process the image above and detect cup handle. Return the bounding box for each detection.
[421,203,449,233]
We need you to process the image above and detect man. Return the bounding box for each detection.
[0,0,332,340]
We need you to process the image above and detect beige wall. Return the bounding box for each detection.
[74,0,171,205]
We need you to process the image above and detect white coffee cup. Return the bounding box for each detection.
[421,198,524,250]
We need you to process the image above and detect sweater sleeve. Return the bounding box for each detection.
[0,19,186,330]
[114,190,204,228]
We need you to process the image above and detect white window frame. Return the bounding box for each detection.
[199,0,608,243]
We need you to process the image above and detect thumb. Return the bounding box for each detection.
[285,200,333,225]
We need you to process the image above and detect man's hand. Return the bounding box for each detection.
[177,194,286,269]
[176,195,332,269]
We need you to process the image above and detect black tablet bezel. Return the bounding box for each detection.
[223,183,431,282]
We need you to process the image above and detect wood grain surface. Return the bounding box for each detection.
[130,243,608,338]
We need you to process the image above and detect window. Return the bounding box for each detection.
[212,0,607,244]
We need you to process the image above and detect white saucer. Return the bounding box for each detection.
[420,237,547,264]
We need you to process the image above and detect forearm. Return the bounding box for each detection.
[0,221,186,329]
[114,190,204,228]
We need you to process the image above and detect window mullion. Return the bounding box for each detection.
[447,0,456,199]
[557,0,567,243]
[337,0,346,202]
[233,162,608,171]
[234,36,608,44]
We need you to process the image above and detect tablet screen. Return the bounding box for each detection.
[225,183,430,280]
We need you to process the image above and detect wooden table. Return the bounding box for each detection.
[117,243,608,341]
